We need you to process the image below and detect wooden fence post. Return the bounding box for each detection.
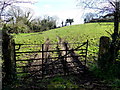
[98,36,110,69]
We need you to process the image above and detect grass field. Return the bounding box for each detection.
[13,23,114,44]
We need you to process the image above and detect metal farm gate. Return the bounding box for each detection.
[14,40,88,80]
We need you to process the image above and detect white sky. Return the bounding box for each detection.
[17,0,85,26]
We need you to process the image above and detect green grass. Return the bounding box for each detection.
[13,23,114,45]
[47,76,78,88]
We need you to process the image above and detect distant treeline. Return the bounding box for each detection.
[3,16,57,34]
[84,13,115,23]
[88,18,114,23]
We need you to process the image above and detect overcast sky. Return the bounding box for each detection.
[19,0,84,26]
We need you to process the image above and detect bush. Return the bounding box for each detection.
[4,21,31,33]
[90,62,120,80]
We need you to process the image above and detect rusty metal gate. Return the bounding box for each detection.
[14,40,88,80]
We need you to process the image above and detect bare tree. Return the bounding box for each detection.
[77,0,115,13]
[78,0,119,37]
[84,12,97,23]
[0,0,35,20]
[7,6,34,24]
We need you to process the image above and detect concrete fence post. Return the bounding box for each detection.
[98,36,110,69]
[2,30,16,84]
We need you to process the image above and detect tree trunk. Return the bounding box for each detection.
[113,9,119,41]
[110,2,119,63]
